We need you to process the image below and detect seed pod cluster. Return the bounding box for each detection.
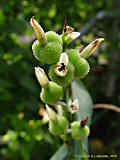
[31,17,103,86]
[31,17,104,141]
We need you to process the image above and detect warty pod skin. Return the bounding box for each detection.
[49,115,69,135]
[32,39,62,64]
[67,49,90,78]
[45,31,63,45]
[40,81,63,105]
[46,105,69,136]
[71,121,90,140]
[35,67,63,105]
[31,17,63,64]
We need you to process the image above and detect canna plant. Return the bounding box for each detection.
[30,17,104,160]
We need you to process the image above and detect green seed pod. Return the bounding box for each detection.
[49,63,74,86]
[49,115,69,136]
[67,49,90,78]
[71,121,90,140]
[31,18,63,64]
[45,31,63,45]
[40,81,63,105]
[74,57,90,78]
[67,49,79,61]
[32,40,62,64]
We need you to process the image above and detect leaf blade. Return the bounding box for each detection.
[71,80,93,160]
[50,144,69,160]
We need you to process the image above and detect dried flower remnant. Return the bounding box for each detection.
[70,99,79,114]
[35,67,49,88]
[46,105,57,122]
[54,53,69,77]
[77,45,84,53]
[71,121,90,140]
[80,115,90,128]
[63,17,74,34]
[80,38,104,58]
[62,17,80,44]
[39,107,49,124]
[31,17,63,64]
[30,17,47,44]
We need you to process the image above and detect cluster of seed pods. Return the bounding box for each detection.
[31,17,104,140]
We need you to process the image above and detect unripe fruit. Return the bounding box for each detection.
[74,57,90,78]
[67,49,79,63]
[49,115,69,135]
[32,39,63,64]
[49,63,74,86]
[31,18,63,64]
[40,81,63,104]
[67,49,90,78]
[45,31,63,45]
[71,121,90,140]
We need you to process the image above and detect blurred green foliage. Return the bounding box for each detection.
[0,0,120,159]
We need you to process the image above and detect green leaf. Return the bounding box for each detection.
[71,80,93,124]
[50,144,69,160]
[71,80,93,160]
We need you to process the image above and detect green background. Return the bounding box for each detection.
[0,0,120,159]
